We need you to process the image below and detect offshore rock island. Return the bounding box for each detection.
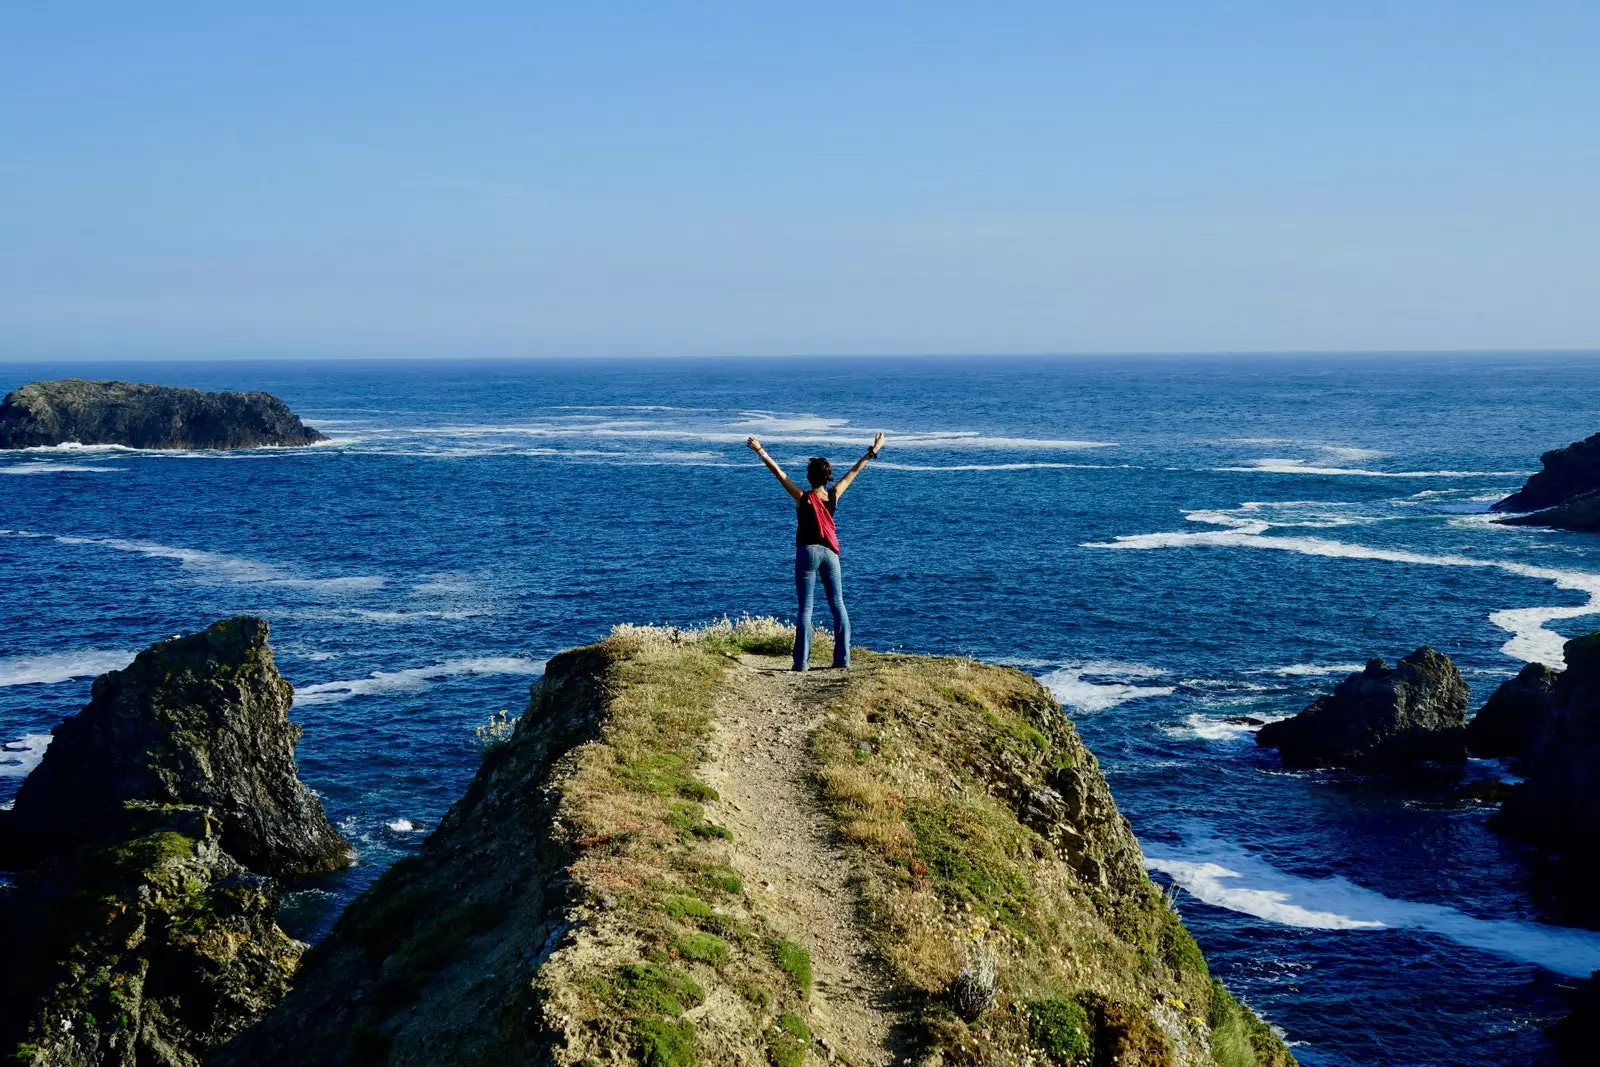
[0,380,327,451]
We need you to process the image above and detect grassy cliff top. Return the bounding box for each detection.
[218,619,1294,1067]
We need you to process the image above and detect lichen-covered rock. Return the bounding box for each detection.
[6,617,351,877]
[0,804,303,1067]
[0,379,327,450]
[1256,648,1469,769]
[1466,662,1559,759]
[1493,432,1600,514]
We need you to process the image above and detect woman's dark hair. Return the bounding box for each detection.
[805,457,833,487]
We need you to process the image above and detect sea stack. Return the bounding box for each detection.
[0,618,349,1067]
[1492,432,1600,532]
[0,379,328,450]
[5,617,353,876]
[1256,648,1469,769]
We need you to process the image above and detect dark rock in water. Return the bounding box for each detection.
[1466,662,1559,759]
[1220,715,1266,727]
[1492,432,1600,518]
[1494,488,1600,533]
[1256,648,1469,769]
[0,804,303,1067]
[1551,970,1600,1065]
[6,617,351,877]
[0,619,340,1067]
[0,379,327,450]
[1493,632,1600,926]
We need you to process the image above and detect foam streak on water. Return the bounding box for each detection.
[1148,837,1600,977]
[1085,512,1600,669]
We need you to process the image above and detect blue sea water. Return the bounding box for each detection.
[4,353,1600,1066]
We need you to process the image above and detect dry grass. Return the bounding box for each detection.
[532,624,830,1065]
[806,652,1296,1067]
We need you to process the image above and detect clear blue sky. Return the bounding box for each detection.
[2,2,1596,359]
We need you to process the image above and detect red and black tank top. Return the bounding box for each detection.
[796,488,840,554]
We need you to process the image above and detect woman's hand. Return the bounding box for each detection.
[869,431,885,457]
[746,436,764,453]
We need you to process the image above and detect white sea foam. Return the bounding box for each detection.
[1317,445,1388,463]
[0,649,137,686]
[1162,713,1286,742]
[1040,662,1175,714]
[294,656,546,705]
[1216,458,1528,479]
[385,818,419,832]
[874,462,1121,472]
[1147,837,1600,976]
[0,734,52,777]
[1,463,124,475]
[1085,513,1600,668]
[1,530,385,593]
[1258,663,1365,677]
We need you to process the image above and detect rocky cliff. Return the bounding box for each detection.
[0,618,350,1067]
[1492,632,1600,928]
[1464,662,1558,760]
[218,619,1293,1067]
[1256,649,1469,769]
[0,380,327,450]
[1492,433,1600,531]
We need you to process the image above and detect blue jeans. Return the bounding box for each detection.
[794,544,850,670]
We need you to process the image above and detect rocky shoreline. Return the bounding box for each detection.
[0,380,327,451]
[1492,431,1600,532]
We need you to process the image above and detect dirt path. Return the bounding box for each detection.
[702,655,902,1066]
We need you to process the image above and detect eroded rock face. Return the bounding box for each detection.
[6,617,351,877]
[1492,432,1600,518]
[0,379,327,450]
[1494,634,1600,919]
[0,619,343,1067]
[1256,648,1469,769]
[1466,662,1558,759]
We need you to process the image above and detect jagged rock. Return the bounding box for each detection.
[0,804,302,1067]
[1466,662,1559,759]
[1492,432,1600,521]
[5,617,352,877]
[1255,649,1469,769]
[1495,489,1600,533]
[0,379,327,450]
[1551,971,1600,1066]
[1494,633,1600,926]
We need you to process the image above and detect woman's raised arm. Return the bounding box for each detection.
[833,432,885,497]
[747,437,804,500]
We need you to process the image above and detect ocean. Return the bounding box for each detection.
[3,353,1599,1066]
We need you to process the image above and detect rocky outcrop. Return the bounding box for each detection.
[1493,632,1600,926]
[0,379,327,450]
[1465,662,1558,759]
[1495,489,1600,533]
[1256,648,1469,769]
[5,617,352,877]
[219,624,1293,1067]
[0,619,348,1067]
[1492,433,1600,528]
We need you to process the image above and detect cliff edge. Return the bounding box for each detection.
[218,620,1293,1067]
[0,379,327,450]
